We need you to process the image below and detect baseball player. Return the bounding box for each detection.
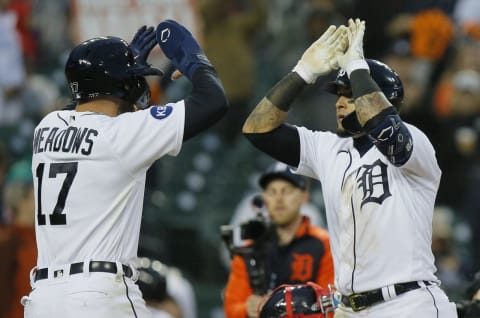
[25,20,227,318]
[242,18,458,317]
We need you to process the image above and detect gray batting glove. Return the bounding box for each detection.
[337,18,368,77]
[293,25,348,84]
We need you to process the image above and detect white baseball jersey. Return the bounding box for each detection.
[293,123,441,295]
[31,102,184,268]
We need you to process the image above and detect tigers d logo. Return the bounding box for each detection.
[356,159,391,207]
[290,253,313,281]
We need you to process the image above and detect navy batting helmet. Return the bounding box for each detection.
[324,59,404,109]
[65,37,155,108]
[259,283,336,318]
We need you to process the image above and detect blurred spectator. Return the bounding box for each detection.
[453,0,480,40]
[31,0,71,69]
[433,57,480,210]
[200,0,266,142]
[7,0,38,70]
[450,70,480,118]
[0,0,26,125]
[2,158,37,318]
[356,0,456,58]
[430,32,480,273]
[431,206,468,300]
[387,7,455,109]
[410,8,454,62]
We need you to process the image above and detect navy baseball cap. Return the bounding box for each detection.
[259,163,307,190]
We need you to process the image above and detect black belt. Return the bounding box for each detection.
[341,281,433,311]
[34,261,133,282]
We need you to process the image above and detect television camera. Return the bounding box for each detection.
[220,194,270,295]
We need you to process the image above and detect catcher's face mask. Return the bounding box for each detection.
[259,282,337,318]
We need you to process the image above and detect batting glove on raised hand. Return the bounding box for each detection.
[293,25,348,84]
[129,25,164,77]
[156,20,212,81]
[336,18,369,77]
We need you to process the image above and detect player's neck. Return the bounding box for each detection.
[76,98,122,116]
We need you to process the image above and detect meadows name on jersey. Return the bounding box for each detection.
[33,126,98,155]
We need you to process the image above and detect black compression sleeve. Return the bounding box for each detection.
[183,67,228,141]
[266,72,308,111]
[243,124,300,167]
[350,69,381,100]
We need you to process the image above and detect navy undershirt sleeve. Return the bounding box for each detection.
[243,124,301,167]
[183,67,228,141]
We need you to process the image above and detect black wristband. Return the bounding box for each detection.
[266,72,307,112]
[350,69,381,100]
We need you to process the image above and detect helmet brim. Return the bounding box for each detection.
[323,81,350,96]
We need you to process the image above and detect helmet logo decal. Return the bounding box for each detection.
[160,28,171,43]
[70,82,78,93]
[150,105,173,120]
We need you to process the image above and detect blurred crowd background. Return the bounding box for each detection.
[0,0,479,317]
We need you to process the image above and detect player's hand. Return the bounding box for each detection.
[293,25,348,84]
[129,25,164,76]
[156,19,212,81]
[336,18,366,72]
[246,294,263,318]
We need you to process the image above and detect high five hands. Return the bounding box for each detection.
[293,18,366,84]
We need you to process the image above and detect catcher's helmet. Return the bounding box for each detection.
[65,37,152,108]
[259,283,336,318]
[324,59,404,109]
[136,257,169,302]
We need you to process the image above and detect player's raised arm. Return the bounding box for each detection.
[156,20,228,141]
[242,25,347,167]
[335,19,413,166]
